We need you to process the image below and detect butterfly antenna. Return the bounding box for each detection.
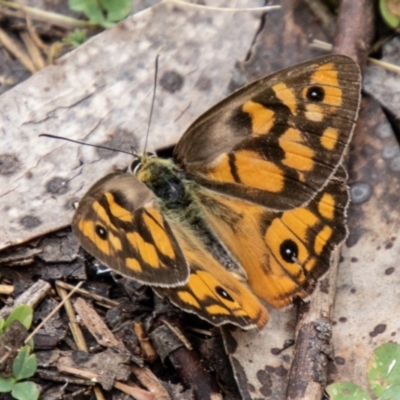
[143,54,159,155]
[39,134,133,156]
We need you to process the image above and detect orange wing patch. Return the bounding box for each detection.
[143,209,175,259]
[318,193,336,220]
[205,150,285,193]
[304,103,324,122]
[105,193,133,222]
[272,82,297,115]
[314,226,333,255]
[279,128,314,171]
[242,101,275,135]
[320,127,339,150]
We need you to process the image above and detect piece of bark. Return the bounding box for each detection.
[38,383,69,400]
[0,247,42,266]
[37,230,80,263]
[131,364,171,400]
[36,349,61,367]
[57,348,131,391]
[73,297,125,350]
[33,334,61,350]
[34,297,67,342]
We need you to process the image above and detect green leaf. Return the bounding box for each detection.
[11,381,39,400]
[0,377,14,393]
[69,0,107,26]
[12,346,37,381]
[0,318,5,335]
[377,384,400,400]
[380,0,400,29]
[326,382,372,400]
[368,343,400,396]
[4,305,33,330]
[100,0,131,22]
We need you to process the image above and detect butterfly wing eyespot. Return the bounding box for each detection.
[306,86,325,102]
[93,224,109,246]
[175,55,361,211]
[72,172,189,287]
[279,239,299,263]
[215,286,234,301]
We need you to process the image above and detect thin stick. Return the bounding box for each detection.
[57,366,154,400]
[56,280,119,308]
[56,283,88,352]
[0,28,36,73]
[20,31,46,70]
[165,0,280,13]
[24,281,84,344]
[26,16,50,53]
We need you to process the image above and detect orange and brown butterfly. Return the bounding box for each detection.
[72,55,361,330]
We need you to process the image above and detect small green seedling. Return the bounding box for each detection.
[327,343,400,399]
[63,29,89,47]
[0,305,33,335]
[69,0,132,28]
[0,305,39,400]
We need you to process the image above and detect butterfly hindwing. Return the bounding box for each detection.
[154,221,268,329]
[72,172,189,287]
[175,55,360,210]
[194,166,349,308]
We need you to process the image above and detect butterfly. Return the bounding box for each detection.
[72,55,361,330]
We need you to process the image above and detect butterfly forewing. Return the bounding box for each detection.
[72,172,189,287]
[175,55,360,211]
